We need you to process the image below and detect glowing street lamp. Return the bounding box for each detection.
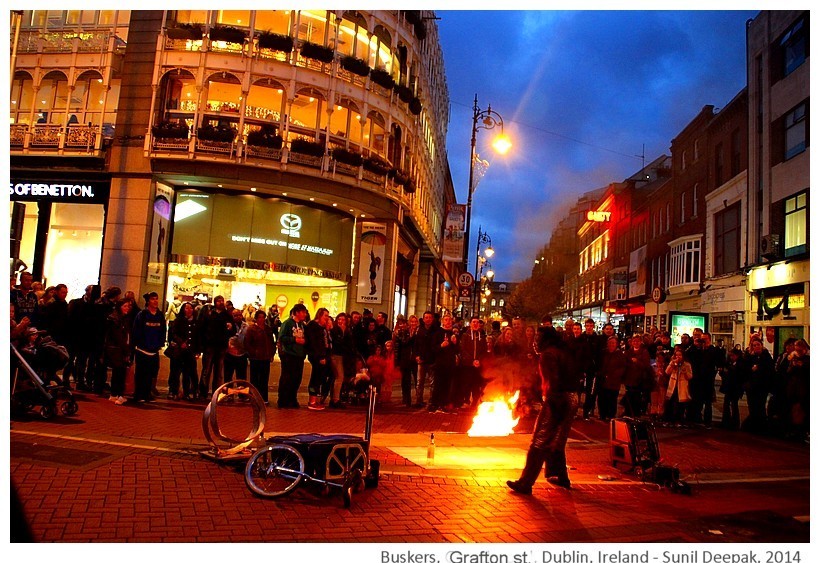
[463,94,509,316]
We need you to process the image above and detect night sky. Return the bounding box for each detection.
[436,10,759,281]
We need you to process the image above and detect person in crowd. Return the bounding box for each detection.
[244,309,276,405]
[374,311,392,349]
[664,345,693,425]
[719,347,745,430]
[329,312,355,409]
[265,304,282,338]
[65,285,95,390]
[392,314,417,407]
[597,336,626,421]
[197,295,235,397]
[429,314,459,413]
[784,339,810,441]
[40,283,70,384]
[741,337,775,434]
[769,337,797,435]
[277,303,308,409]
[122,290,141,331]
[91,286,121,395]
[223,309,249,384]
[689,332,724,427]
[622,335,653,417]
[579,318,601,419]
[104,298,133,405]
[167,301,199,400]
[652,338,673,418]
[131,292,166,403]
[459,316,490,409]
[507,326,581,494]
[414,311,439,408]
[305,307,332,411]
[11,271,40,325]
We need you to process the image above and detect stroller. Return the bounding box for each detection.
[11,335,78,419]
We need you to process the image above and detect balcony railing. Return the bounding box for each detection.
[10,124,102,154]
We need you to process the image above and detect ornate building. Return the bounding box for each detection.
[10,9,460,321]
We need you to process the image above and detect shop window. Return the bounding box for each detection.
[289,89,328,140]
[174,10,208,25]
[369,25,393,74]
[254,10,292,35]
[784,191,808,257]
[365,111,387,156]
[714,203,741,276]
[783,102,807,161]
[328,99,363,145]
[10,73,35,124]
[245,80,285,123]
[297,10,329,45]
[669,237,701,288]
[337,11,369,58]
[217,10,251,27]
[204,74,242,113]
[44,203,104,299]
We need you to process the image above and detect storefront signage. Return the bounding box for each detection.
[356,222,387,304]
[171,190,353,276]
[587,210,611,222]
[669,311,708,344]
[9,179,110,204]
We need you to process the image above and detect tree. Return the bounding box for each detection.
[506,274,563,322]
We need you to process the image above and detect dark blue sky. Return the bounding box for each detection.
[437,10,759,281]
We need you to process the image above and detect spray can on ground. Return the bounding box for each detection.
[427,432,435,466]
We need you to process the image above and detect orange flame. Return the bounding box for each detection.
[467,391,520,437]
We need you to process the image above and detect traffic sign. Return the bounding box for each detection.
[457,272,474,288]
[458,287,472,302]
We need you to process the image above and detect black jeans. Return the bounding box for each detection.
[200,346,226,395]
[134,351,159,401]
[224,353,248,382]
[307,357,331,396]
[168,350,198,396]
[249,359,271,403]
[278,354,305,408]
[522,391,579,485]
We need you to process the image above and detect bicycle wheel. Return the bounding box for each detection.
[245,444,305,498]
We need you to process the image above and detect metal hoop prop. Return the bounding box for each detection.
[201,380,266,457]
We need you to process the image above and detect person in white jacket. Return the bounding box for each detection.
[664,345,693,425]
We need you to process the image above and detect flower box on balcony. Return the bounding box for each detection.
[340,55,371,77]
[246,126,283,149]
[209,25,247,44]
[331,147,363,167]
[370,68,395,90]
[390,169,411,187]
[197,124,237,143]
[245,144,282,160]
[257,31,293,52]
[300,41,334,64]
[289,138,325,157]
[409,97,422,115]
[167,23,203,40]
[394,84,414,104]
[152,120,190,139]
[363,155,391,176]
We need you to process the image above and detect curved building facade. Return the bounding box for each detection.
[10,9,460,321]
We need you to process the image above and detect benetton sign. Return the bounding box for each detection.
[9,180,110,204]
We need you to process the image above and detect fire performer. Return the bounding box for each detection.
[507,326,581,494]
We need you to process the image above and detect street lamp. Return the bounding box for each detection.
[473,226,494,315]
[463,94,509,316]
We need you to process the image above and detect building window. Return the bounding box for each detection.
[714,203,741,276]
[783,102,807,161]
[694,139,700,161]
[730,128,742,177]
[779,14,808,78]
[681,150,687,170]
[499,299,505,307]
[666,203,671,232]
[714,142,724,186]
[669,238,701,288]
[785,191,808,257]
[693,184,698,218]
[680,192,686,224]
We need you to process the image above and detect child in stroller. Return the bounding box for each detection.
[12,327,77,418]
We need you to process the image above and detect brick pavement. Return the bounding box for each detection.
[9,356,810,543]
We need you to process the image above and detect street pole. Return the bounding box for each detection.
[463,95,479,317]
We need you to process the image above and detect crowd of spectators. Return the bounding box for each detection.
[9,271,809,442]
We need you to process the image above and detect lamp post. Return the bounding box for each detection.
[463,94,509,316]
[473,226,494,317]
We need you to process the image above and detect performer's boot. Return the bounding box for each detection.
[506,448,544,495]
